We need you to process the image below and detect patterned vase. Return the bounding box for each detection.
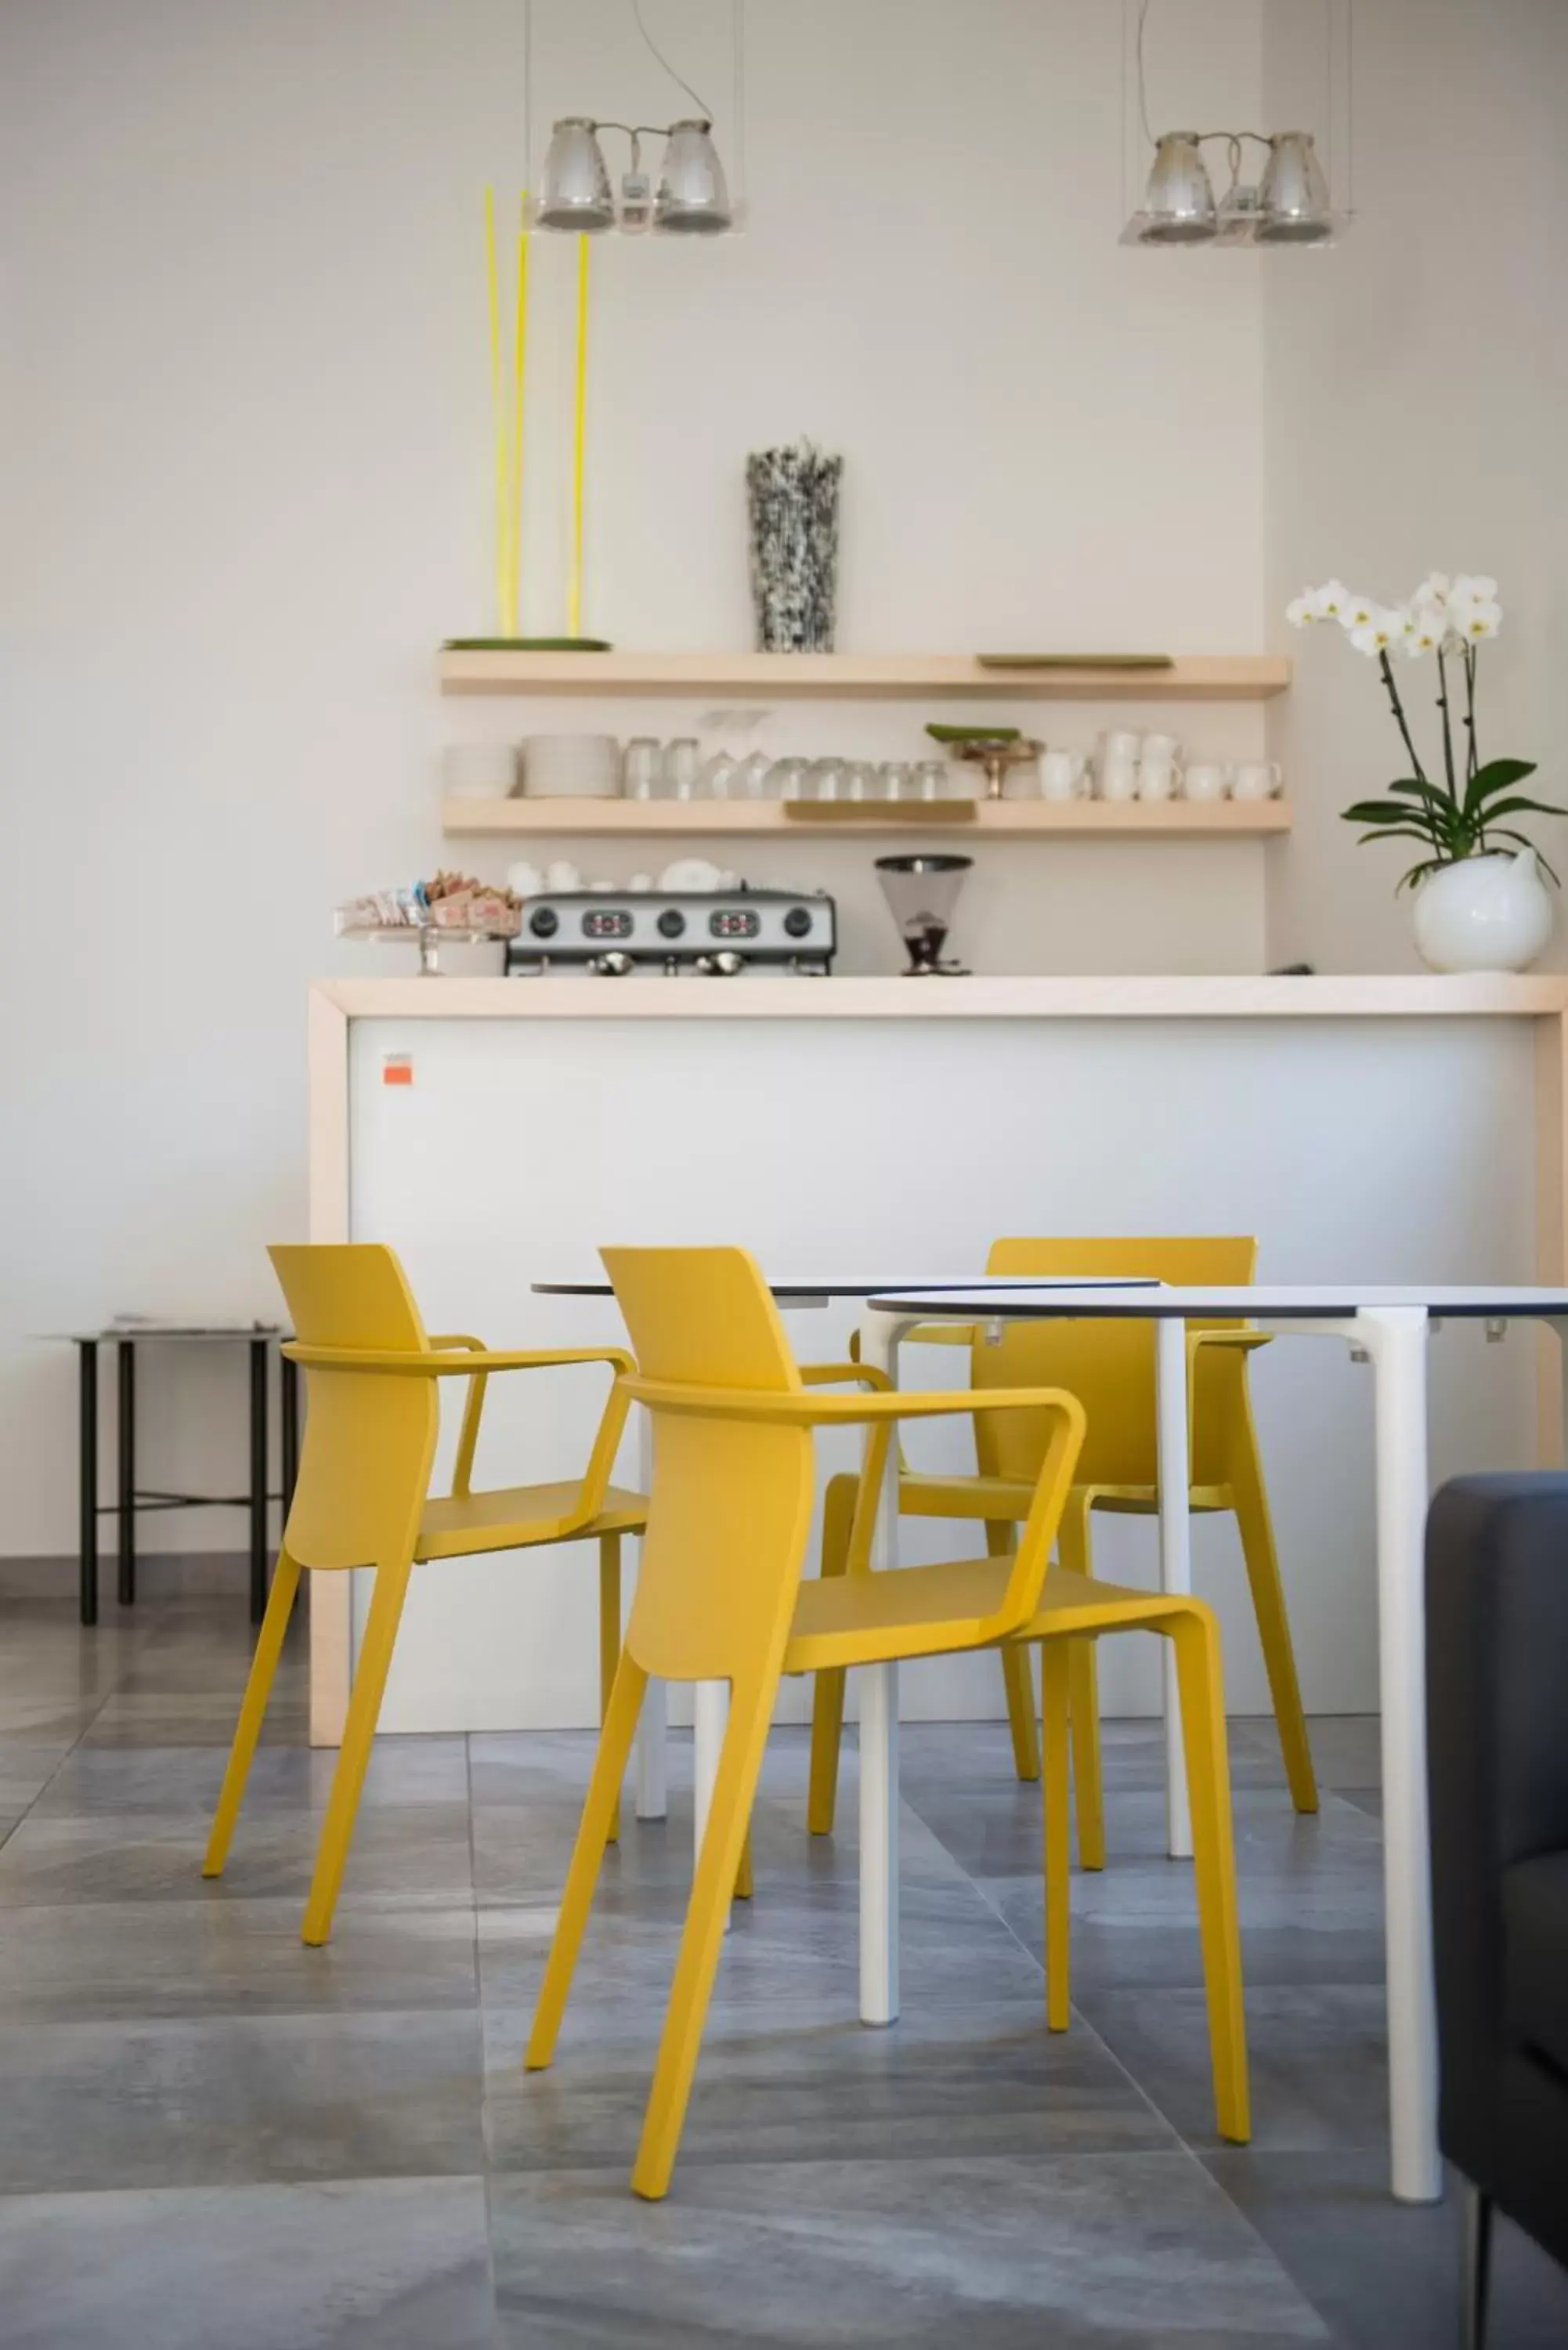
[746,443,843,653]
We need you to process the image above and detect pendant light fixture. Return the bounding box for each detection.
[528,0,741,237]
[1120,0,1350,249]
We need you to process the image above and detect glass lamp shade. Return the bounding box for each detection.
[1257,131,1331,242]
[1140,132,1217,243]
[537,118,615,232]
[653,120,732,234]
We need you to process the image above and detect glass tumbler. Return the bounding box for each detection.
[765,757,809,801]
[879,761,915,803]
[663,738,701,799]
[623,737,661,800]
[805,756,848,803]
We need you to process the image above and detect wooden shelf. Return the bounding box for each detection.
[439,649,1292,701]
[443,797,1292,838]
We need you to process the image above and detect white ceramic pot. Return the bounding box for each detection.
[1411,848,1554,974]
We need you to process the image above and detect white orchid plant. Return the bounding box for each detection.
[1288,572,1559,890]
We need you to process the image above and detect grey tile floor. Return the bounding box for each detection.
[2,1593,1568,2347]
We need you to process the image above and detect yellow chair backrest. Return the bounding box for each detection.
[269,1243,439,1573]
[973,1235,1257,1490]
[602,1246,817,1689]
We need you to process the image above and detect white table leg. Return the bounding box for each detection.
[1154,1314,1194,1860]
[1360,1304,1442,2205]
[859,1657,899,2025]
[854,1307,912,2027]
[632,1401,667,1821]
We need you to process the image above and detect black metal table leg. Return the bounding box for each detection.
[279,1347,299,1517]
[78,1341,98,1626]
[249,1338,269,1625]
[117,1340,135,1607]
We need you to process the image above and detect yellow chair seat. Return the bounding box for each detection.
[786,1554,1016,1667]
[789,1552,1204,1670]
[419,1481,646,1560]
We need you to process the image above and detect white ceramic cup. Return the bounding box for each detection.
[1097,756,1140,801]
[1140,732,1182,764]
[1098,728,1142,764]
[1038,749,1089,801]
[1183,761,1232,802]
[1136,757,1179,801]
[1234,760,1284,801]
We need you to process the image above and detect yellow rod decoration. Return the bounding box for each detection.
[484,186,510,636]
[508,194,529,638]
[569,232,590,638]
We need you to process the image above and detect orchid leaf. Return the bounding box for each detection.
[1464,757,1539,815]
[1476,797,1565,822]
[1342,801,1429,825]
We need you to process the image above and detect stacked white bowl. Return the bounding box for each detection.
[519,735,622,798]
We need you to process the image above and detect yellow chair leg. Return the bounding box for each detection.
[631,1674,776,2200]
[1039,1638,1072,2032]
[598,1532,622,1846]
[1230,1466,1318,1815]
[1056,1501,1107,1871]
[527,1652,648,2074]
[299,1551,413,1948]
[990,1521,1041,1783]
[203,1546,303,1879]
[806,1470,857,1836]
[1171,1610,1251,2144]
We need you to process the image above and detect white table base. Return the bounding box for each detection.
[1155,1316,1194,1860]
[632,1404,667,1821]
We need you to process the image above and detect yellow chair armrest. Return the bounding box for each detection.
[798,1361,893,1391]
[620,1378,1066,1427]
[425,1332,486,1352]
[283,1343,634,1376]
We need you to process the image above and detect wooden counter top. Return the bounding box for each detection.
[313,974,1568,1021]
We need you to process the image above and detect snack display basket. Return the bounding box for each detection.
[334,906,522,976]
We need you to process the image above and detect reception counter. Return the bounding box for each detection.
[305,974,1568,1744]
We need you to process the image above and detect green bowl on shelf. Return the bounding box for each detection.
[443,636,613,653]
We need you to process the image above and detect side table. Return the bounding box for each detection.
[61,1326,302,1628]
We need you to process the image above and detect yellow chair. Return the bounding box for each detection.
[202,1243,645,1947]
[524,1246,1248,2200]
[808,1235,1317,1858]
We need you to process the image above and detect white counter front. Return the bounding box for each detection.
[306,975,1568,1743]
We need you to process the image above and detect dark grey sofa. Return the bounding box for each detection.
[1427,1473,1568,2348]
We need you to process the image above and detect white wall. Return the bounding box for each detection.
[1263,0,1568,971]
[0,0,1271,1556]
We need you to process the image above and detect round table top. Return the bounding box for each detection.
[532,1275,1155,1301]
[866,1284,1568,1321]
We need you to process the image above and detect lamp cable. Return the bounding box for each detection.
[632,0,714,125]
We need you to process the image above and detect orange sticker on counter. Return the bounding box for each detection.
[383,1055,414,1086]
